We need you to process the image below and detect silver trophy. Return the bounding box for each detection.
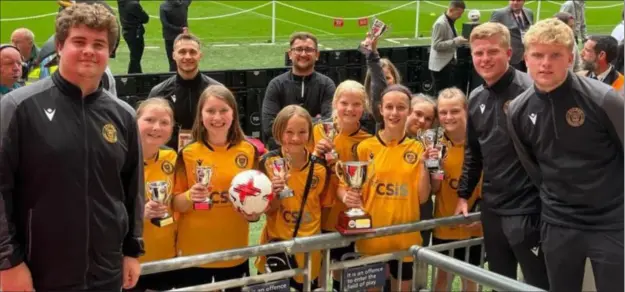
[418,128,446,180]
[334,161,374,235]
[270,157,294,199]
[148,180,174,227]
[358,18,390,55]
[194,165,213,210]
[321,122,339,161]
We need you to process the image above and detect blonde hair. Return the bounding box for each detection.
[191,85,245,146]
[470,22,511,49]
[272,105,314,146]
[364,58,402,95]
[437,87,467,107]
[523,18,574,51]
[55,3,119,53]
[332,80,371,119]
[136,97,175,123]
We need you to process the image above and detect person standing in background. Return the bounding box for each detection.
[553,12,581,72]
[0,45,23,98]
[490,0,534,72]
[560,0,586,44]
[429,0,468,95]
[10,28,39,81]
[610,10,624,43]
[160,0,191,72]
[118,0,149,74]
[578,35,624,92]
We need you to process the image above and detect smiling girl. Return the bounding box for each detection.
[340,85,431,291]
[172,85,260,290]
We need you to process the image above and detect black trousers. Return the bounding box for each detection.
[164,39,176,72]
[125,269,181,292]
[420,197,434,247]
[431,61,456,97]
[481,209,550,291]
[541,223,624,292]
[122,27,145,74]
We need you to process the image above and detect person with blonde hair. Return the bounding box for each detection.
[0,3,144,291]
[507,18,623,292]
[311,80,372,291]
[456,21,549,290]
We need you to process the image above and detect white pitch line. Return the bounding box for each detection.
[211,1,336,36]
[212,44,240,47]
[249,43,276,46]
[393,38,411,41]
[386,39,401,44]
[144,46,160,49]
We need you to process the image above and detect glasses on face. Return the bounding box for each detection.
[290,47,316,54]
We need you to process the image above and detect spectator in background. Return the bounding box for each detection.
[491,0,534,72]
[118,0,149,74]
[560,0,586,43]
[10,28,39,81]
[261,32,335,150]
[554,12,581,72]
[429,0,467,95]
[611,10,624,43]
[148,33,222,151]
[160,0,191,72]
[0,45,22,98]
[579,35,624,92]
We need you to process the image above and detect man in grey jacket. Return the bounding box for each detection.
[560,0,586,43]
[490,0,534,72]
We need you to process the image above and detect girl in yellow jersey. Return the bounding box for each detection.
[430,88,484,292]
[132,98,180,291]
[256,105,329,291]
[341,85,431,291]
[311,80,372,291]
[172,85,260,290]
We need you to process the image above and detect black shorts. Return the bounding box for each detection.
[174,260,250,292]
[387,260,413,281]
[322,229,357,262]
[431,237,483,266]
[126,269,181,292]
[541,223,624,292]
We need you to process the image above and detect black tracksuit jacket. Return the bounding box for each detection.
[458,67,541,215]
[507,72,624,230]
[160,0,191,40]
[0,71,145,290]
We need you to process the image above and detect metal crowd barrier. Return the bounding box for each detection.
[140,213,541,291]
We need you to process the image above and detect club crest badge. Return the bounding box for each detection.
[102,123,117,143]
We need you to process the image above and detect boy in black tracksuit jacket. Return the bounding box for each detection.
[507,18,623,292]
[160,0,191,71]
[458,66,549,290]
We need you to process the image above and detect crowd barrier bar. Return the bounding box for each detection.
[411,245,546,292]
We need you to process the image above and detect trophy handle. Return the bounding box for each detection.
[334,161,345,184]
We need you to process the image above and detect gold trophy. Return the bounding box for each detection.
[335,161,374,235]
[418,128,446,180]
[321,121,339,161]
[358,18,390,55]
[148,181,174,227]
[270,157,294,199]
[194,165,214,210]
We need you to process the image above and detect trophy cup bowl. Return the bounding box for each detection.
[419,129,445,180]
[149,181,174,227]
[271,158,295,199]
[335,161,374,235]
[194,166,214,210]
[321,122,339,161]
[358,18,390,55]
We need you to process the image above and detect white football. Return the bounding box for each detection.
[468,9,481,22]
[228,170,274,215]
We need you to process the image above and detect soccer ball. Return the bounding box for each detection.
[468,10,481,22]
[228,170,274,215]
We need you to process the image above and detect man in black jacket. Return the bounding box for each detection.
[160,0,191,72]
[456,22,549,290]
[118,0,149,73]
[507,18,623,292]
[261,32,335,150]
[148,33,222,150]
[0,4,144,291]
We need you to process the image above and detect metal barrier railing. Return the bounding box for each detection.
[411,245,546,292]
[139,213,539,291]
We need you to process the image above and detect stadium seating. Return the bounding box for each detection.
[114,45,482,141]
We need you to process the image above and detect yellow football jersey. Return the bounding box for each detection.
[173,140,258,268]
[433,137,484,240]
[255,151,328,283]
[140,147,177,263]
[352,134,426,262]
[311,122,372,231]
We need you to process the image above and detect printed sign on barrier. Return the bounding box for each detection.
[342,262,387,291]
[244,279,290,292]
